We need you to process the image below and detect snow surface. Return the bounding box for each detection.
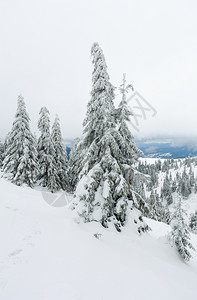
[0,176,197,300]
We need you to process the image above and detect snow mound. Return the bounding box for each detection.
[0,177,197,300]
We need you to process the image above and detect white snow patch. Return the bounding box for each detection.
[0,177,197,300]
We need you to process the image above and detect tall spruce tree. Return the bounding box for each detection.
[179,167,191,198]
[74,43,149,232]
[2,95,38,186]
[51,115,68,190]
[189,166,195,187]
[37,107,59,192]
[148,190,158,220]
[172,178,177,192]
[115,74,149,219]
[168,199,195,261]
[161,174,173,205]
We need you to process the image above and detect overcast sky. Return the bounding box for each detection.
[0,0,197,141]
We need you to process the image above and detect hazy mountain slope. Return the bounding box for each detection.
[136,138,197,159]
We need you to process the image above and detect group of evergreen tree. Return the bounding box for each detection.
[0,43,196,261]
[138,158,197,207]
[1,95,67,192]
[1,44,149,234]
[70,43,148,233]
[137,158,196,261]
[161,165,196,200]
[148,189,171,224]
[161,174,173,205]
[169,199,195,261]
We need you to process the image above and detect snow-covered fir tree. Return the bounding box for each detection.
[155,159,162,172]
[148,189,170,224]
[161,174,173,205]
[116,74,149,224]
[189,165,195,187]
[161,160,169,173]
[176,171,180,182]
[178,167,191,198]
[172,178,177,192]
[132,171,150,218]
[51,115,68,190]
[147,165,158,191]
[73,43,149,232]
[168,199,195,261]
[185,156,192,167]
[148,190,158,220]
[189,210,197,234]
[37,107,59,192]
[2,95,38,186]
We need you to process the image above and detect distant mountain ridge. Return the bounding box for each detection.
[64,137,197,159]
[135,138,197,159]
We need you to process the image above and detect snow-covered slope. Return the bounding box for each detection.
[0,177,197,300]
